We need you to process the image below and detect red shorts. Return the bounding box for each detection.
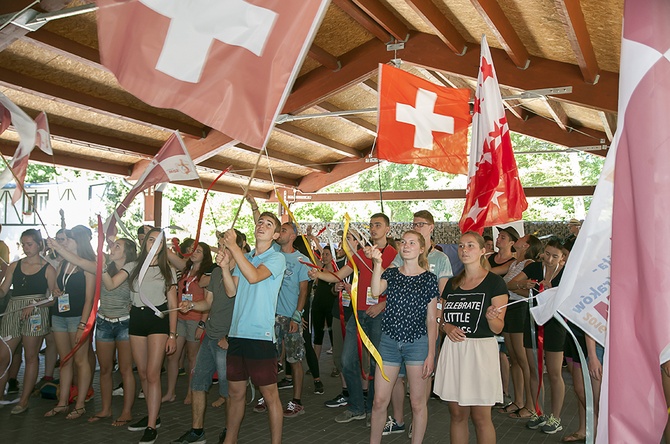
[227,337,277,387]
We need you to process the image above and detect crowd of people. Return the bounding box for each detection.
[0,208,615,444]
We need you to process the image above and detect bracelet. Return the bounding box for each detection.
[77,325,85,330]
[189,301,195,310]
[168,332,178,339]
[198,320,206,329]
[79,321,86,327]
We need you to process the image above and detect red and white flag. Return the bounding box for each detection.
[96,0,329,149]
[377,63,470,174]
[459,36,527,234]
[105,132,199,237]
[598,1,670,442]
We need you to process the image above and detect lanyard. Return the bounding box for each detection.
[62,263,76,291]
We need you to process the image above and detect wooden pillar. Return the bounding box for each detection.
[143,186,163,227]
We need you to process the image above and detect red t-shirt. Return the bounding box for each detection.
[347,244,397,311]
[177,271,206,321]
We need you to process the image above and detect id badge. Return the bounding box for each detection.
[181,293,193,302]
[366,287,379,306]
[58,293,71,313]
[342,290,351,307]
[29,313,42,333]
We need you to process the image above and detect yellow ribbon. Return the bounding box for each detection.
[342,213,389,382]
[277,192,319,266]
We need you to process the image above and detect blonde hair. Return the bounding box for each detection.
[403,230,429,271]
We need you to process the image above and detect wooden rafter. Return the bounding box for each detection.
[469,0,530,69]
[598,111,617,142]
[403,0,467,55]
[232,144,329,173]
[275,123,363,158]
[352,0,409,41]
[313,102,377,136]
[541,97,570,132]
[554,0,600,84]
[177,178,270,199]
[298,146,375,193]
[360,78,379,94]
[332,0,392,42]
[308,43,341,71]
[199,158,299,188]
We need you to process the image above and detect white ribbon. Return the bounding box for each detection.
[137,230,165,317]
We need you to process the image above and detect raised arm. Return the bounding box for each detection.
[216,248,239,298]
[47,238,97,274]
[369,246,387,297]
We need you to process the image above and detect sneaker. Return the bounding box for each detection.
[325,393,348,408]
[128,416,161,432]
[171,429,206,444]
[277,378,293,390]
[330,368,340,378]
[217,428,227,444]
[540,414,563,434]
[253,397,267,413]
[314,380,324,395]
[140,427,158,444]
[283,401,305,418]
[178,368,186,377]
[326,348,333,354]
[335,410,366,423]
[526,413,547,430]
[138,389,145,399]
[112,383,124,397]
[7,378,19,394]
[277,363,283,373]
[408,423,413,439]
[382,416,405,435]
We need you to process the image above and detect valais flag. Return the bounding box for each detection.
[598,0,670,442]
[105,132,198,237]
[459,36,527,234]
[96,0,329,149]
[377,63,470,174]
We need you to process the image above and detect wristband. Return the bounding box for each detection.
[168,332,178,339]
[291,310,303,323]
[79,321,87,327]
[198,320,206,329]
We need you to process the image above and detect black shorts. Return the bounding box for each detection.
[502,302,526,334]
[129,304,169,337]
[564,333,587,364]
[227,337,277,387]
[523,315,567,353]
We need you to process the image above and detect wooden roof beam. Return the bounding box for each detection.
[332,0,392,43]
[178,178,270,199]
[275,123,363,158]
[199,159,300,188]
[0,68,205,138]
[469,0,530,69]
[352,0,409,41]
[424,69,473,91]
[403,0,467,55]
[308,43,341,71]
[233,144,329,173]
[599,111,617,142]
[540,97,570,131]
[297,146,374,193]
[360,78,378,94]
[313,102,377,136]
[554,0,600,84]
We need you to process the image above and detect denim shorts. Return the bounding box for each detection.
[191,335,228,397]
[95,315,130,342]
[378,332,429,367]
[51,315,81,333]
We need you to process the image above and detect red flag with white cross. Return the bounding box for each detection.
[459,36,527,234]
[377,63,471,174]
[96,0,329,149]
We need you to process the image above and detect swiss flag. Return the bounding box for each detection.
[459,36,527,234]
[105,132,199,237]
[96,0,329,149]
[377,64,470,174]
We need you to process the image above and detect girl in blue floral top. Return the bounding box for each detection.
[368,230,438,444]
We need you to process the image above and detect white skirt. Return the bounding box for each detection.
[433,336,502,406]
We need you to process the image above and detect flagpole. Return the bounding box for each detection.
[230,146,264,229]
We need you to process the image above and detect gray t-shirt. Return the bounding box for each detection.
[205,266,235,340]
[99,279,131,319]
[122,261,177,307]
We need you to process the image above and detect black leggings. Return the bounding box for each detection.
[312,293,334,346]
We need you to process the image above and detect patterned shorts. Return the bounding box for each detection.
[274,315,305,363]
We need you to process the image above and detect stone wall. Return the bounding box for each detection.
[299,221,574,244]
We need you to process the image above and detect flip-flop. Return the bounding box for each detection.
[112,418,132,427]
[562,432,587,442]
[509,407,534,419]
[88,414,111,423]
[498,401,520,414]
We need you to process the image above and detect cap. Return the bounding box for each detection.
[497,226,520,242]
[568,218,581,226]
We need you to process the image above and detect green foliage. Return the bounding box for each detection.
[165,187,198,214]
[25,165,57,183]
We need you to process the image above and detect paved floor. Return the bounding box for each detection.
[0,340,581,443]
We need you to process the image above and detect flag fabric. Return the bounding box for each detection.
[106,132,199,237]
[597,1,670,442]
[376,63,471,174]
[0,93,37,191]
[96,0,330,149]
[459,35,527,234]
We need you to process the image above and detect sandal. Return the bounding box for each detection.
[88,414,111,423]
[112,418,131,427]
[509,407,534,419]
[498,401,520,414]
[562,432,587,442]
[66,407,86,420]
[44,405,69,417]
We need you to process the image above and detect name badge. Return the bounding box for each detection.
[58,293,71,313]
[181,293,193,302]
[342,290,351,307]
[29,313,42,333]
[366,287,379,306]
